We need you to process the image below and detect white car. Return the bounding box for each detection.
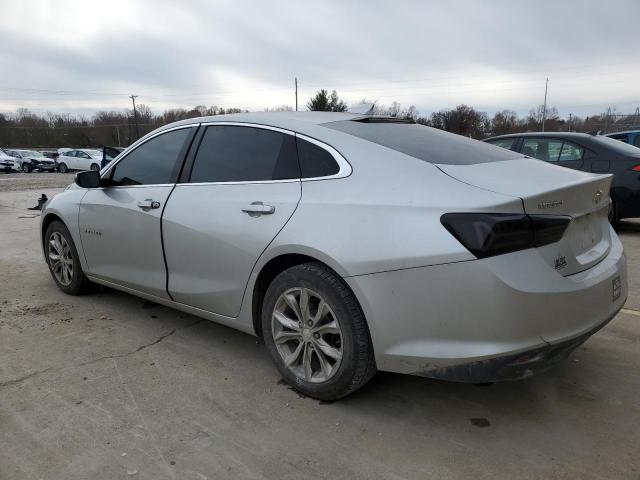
[0,149,17,173]
[5,149,56,172]
[56,149,103,173]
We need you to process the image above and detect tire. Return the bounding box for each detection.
[57,163,68,173]
[22,162,32,173]
[44,221,90,295]
[90,163,100,171]
[608,199,618,225]
[262,262,376,401]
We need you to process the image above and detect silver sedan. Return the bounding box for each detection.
[40,112,627,400]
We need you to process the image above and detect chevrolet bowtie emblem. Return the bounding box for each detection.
[594,189,603,204]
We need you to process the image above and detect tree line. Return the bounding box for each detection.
[0,88,636,148]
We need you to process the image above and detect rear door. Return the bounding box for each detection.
[60,151,77,169]
[79,126,195,297]
[162,124,302,317]
[75,151,93,170]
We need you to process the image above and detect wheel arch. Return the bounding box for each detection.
[41,212,65,253]
[250,252,364,338]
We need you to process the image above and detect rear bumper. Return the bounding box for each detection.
[346,227,627,382]
[416,316,614,382]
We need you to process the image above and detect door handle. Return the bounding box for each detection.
[137,199,161,210]
[242,201,275,217]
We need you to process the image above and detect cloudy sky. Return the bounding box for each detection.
[0,0,638,119]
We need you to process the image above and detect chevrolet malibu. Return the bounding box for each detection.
[40,112,627,400]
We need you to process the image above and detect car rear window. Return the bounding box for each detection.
[324,120,520,165]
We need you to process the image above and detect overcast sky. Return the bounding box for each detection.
[0,0,638,119]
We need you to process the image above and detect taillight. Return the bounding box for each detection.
[631,165,640,172]
[440,213,570,258]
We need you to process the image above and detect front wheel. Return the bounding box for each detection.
[45,221,90,295]
[22,162,32,173]
[262,262,376,401]
[90,163,100,171]
[57,163,68,173]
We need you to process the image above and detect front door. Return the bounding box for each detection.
[79,126,195,297]
[162,124,302,317]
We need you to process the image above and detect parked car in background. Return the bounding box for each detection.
[56,149,103,173]
[41,112,627,400]
[0,149,18,173]
[606,130,640,148]
[5,149,56,172]
[40,151,58,159]
[484,132,640,222]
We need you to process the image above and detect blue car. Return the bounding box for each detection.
[606,130,640,148]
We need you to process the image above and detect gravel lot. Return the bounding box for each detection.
[1,172,639,480]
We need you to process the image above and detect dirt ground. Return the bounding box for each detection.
[1,172,639,480]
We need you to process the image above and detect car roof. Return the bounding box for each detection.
[486,132,596,141]
[156,111,365,132]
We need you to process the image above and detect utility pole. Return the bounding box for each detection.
[541,77,548,132]
[568,113,573,132]
[129,95,139,139]
[294,77,298,112]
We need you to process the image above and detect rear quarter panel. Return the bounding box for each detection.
[265,132,524,277]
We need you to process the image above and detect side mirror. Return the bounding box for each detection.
[75,170,101,188]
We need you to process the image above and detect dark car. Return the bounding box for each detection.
[484,132,640,222]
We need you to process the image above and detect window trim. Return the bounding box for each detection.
[101,124,196,189]
[182,121,351,186]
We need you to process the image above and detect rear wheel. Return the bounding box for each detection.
[90,163,100,171]
[608,199,618,225]
[45,221,90,295]
[57,163,68,173]
[262,262,376,401]
[22,162,32,173]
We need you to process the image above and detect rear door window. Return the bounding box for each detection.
[521,138,564,162]
[189,125,300,183]
[559,142,584,161]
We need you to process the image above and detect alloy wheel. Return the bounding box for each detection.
[48,231,74,286]
[271,287,343,383]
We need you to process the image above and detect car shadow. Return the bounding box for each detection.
[615,219,640,233]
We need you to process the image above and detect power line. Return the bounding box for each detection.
[1,60,638,100]
[129,95,139,139]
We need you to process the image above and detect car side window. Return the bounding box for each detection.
[110,128,191,186]
[189,125,300,183]
[522,139,563,162]
[487,138,517,150]
[296,137,340,178]
[79,151,90,159]
[634,136,640,148]
[66,151,76,157]
[559,142,584,161]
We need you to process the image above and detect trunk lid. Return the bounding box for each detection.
[437,158,613,276]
